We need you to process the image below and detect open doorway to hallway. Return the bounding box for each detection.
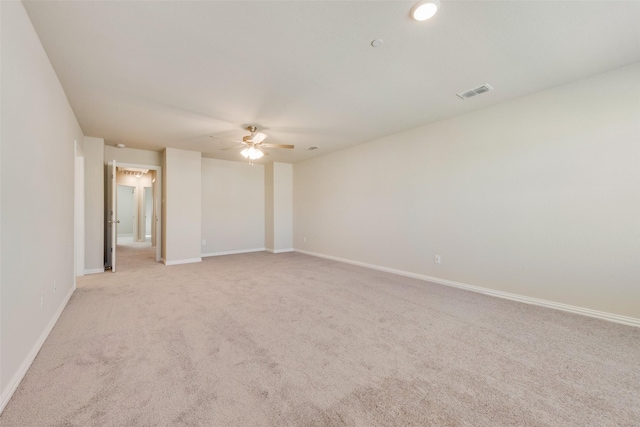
[115,167,154,243]
[106,163,162,271]
[116,167,156,270]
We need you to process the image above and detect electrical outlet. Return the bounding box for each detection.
[40,293,44,309]
[303,237,307,243]
[202,239,206,246]
[435,255,441,264]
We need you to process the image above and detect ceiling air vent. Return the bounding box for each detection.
[457,84,493,100]
[306,146,319,151]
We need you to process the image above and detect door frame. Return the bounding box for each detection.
[113,162,162,262]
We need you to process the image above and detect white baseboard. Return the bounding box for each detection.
[265,248,294,254]
[202,248,266,258]
[0,286,75,414]
[83,268,104,275]
[294,249,640,328]
[163,257,202,266]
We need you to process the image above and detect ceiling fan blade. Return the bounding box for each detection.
[261,143,294,149]
[210,135,244,144]
[220,145,246,151]
[251,132,268,144]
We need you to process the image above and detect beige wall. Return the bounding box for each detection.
[83,137,104,273]
[164,148,202,264]
[202,159,265,255]
[104,146,162,167]
[75,140,84,277]
[266,163,293,252]
[116,172,153,188]
[294,63,640,320]
[265,163,275,250]
[1,1,84,409]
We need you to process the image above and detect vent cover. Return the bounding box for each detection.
[457,84,493,99]
[306,146,319,151]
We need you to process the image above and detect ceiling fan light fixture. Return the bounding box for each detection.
[241,146,264,160]
[411,0,440,21]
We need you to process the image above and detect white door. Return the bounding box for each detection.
[106,161,119,272]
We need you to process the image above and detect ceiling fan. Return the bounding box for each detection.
[210,126,294,164]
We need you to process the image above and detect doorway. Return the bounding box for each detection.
[105,162,162,271]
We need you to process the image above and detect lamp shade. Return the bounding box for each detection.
[241,146,264,160]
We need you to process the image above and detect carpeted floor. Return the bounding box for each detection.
[1,248,639,426]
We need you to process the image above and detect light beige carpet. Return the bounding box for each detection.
[1,248,639,426]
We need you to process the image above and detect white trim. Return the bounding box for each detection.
[0,286,75,414]
[202,248,265,258]
[163,257,202,266]
[294,249,640,328]
[265,248,294,254]
[83,268,104,275]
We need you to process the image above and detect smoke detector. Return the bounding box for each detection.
[457,84,494,100]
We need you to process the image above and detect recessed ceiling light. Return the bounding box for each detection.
[411,0,441,21]
[371,39,383,48]
[116,143,125,148]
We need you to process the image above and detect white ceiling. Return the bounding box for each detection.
[24,1,640,164]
